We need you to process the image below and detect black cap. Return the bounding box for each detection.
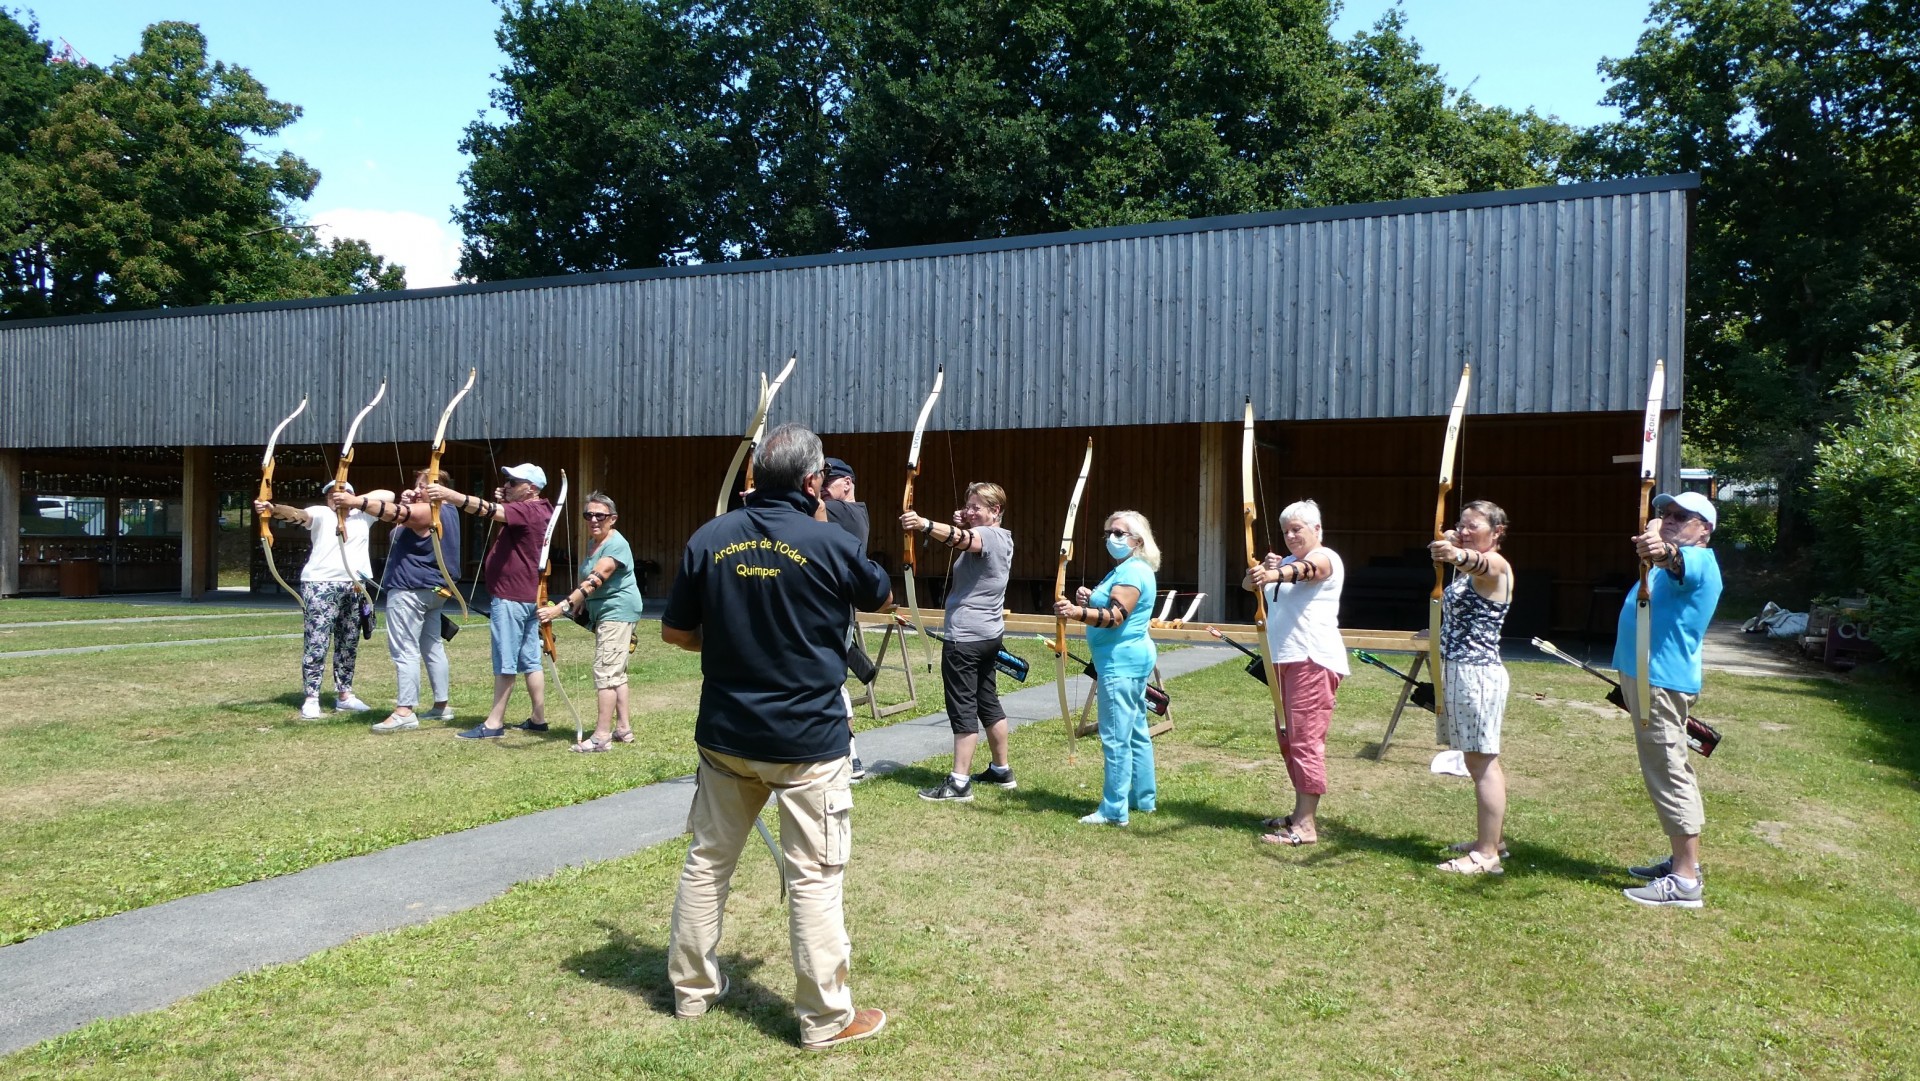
[824,457,855,482]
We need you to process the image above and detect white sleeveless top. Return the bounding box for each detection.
[1263,547,1349,675]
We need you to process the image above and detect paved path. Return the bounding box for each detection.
[0,646,1233,1055]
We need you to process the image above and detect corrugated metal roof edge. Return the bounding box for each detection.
[2,173,1699,332]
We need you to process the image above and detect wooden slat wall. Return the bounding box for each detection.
[497,414,1636,633]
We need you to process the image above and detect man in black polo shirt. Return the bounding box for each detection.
[661,424,893,1051]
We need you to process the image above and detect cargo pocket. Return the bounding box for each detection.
[822,787,853,867]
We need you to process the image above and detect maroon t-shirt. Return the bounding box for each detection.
[483,498,554,603]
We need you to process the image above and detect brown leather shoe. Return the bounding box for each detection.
[803,1007,888,1050]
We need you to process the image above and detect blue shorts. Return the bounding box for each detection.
[489,599,543,675]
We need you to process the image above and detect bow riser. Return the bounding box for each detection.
[1240,399,1290,729]
[1055,438,1093,763]
[258,397,309,610]
[1430,366,1473,730]
[1633,360,1666,728]
[334,380,389,540]
[426,368,478,618]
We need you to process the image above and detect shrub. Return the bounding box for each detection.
[1811,324,1920,679]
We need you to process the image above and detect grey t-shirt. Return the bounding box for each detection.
[944,524,1013,642]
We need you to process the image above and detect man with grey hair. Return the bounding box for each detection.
[661,423,894,1050]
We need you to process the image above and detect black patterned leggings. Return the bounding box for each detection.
[300,581,361,698]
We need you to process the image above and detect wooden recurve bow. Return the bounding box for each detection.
[424,368,477,618]
[1054,438,1093,764]
[1241,399,1290,734]
[257,396,309,609]
[715,354,797,516]
[535,470,587,742]
[1430,365,1472,737]
[1633,359,1667,730]
[333,381,388,595]
[901,365,945,673]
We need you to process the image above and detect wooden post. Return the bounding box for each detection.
[180,446,214,599]
[0,450,20,598]
[1196,422,1229,622]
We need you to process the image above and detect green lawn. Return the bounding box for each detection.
[3,614,1916,1078]
[0,618,1049,945]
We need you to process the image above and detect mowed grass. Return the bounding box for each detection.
[0,614,1049,944]
[5,625,1918,1078]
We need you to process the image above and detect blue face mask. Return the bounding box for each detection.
[1106,535,1133,560]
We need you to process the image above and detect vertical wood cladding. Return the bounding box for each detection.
[2,177,1691,449]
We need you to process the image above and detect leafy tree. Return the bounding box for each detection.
[0,18,403,320]
[1573,0,1920,545]
[459,0,1574,273]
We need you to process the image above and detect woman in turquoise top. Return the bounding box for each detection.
[1054,510,1160,826]
[537,491,645,752]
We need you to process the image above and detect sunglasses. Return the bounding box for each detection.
[582,511,614,522]
[1659,509,1702,523]
[1105,528,1133,539]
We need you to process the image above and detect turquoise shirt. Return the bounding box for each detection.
[583,530,645,624]
[1611,545,1722,694]
[1085,557,1158,680]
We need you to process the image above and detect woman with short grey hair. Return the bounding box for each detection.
[1242,499,1347,846]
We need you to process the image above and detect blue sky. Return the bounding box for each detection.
[37,0,1652,287]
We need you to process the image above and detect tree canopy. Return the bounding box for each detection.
[457,0,1573,278]
[0,14,403,320]
[1573,0,1920,539]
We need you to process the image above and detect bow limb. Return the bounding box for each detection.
[1430,365,1472,734]
[426,368,477,618]
[333,380,389,541]
[1055,438,1093,763]
[716,374,771,518]
[1633,360,1666,730]
[536,470,586,741]
[743,354,799,495]
[901,366,945,672]
[1241,399,1289,732]
[258,397,309,610]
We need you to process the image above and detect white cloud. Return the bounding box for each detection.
[312,208,464,288]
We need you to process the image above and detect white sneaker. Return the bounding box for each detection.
[370,713,419,734]
[421,706,457,722]
[335,694,373,713]
[300,697,323,720]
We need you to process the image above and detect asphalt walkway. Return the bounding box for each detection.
[0,645,1234,1055]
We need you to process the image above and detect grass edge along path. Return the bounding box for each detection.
[0,646,1233,1056]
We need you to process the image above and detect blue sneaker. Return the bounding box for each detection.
[455,723,505,740]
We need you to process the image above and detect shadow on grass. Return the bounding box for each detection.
[565,920,790,1043]
[1321,821,1625,885]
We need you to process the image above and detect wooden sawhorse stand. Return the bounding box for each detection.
[1375,651,1432,758]
[852,618,920,720]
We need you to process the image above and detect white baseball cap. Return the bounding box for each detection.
[1652,491,1717,529]
[502,463,547,489]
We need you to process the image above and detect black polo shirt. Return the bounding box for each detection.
[824,498,870,555]
[662,488,892,762]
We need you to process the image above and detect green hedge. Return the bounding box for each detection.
[1811,324,1920,678]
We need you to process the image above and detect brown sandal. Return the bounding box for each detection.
[1260,827,1316,847]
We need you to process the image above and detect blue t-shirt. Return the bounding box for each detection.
[1085,557,1158,680]
[1612,545,1722,694]
[381,504,461,592]
[583,530,644,623]
[662,489,893,763]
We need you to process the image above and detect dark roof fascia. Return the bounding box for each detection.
[2,173,1700,333]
